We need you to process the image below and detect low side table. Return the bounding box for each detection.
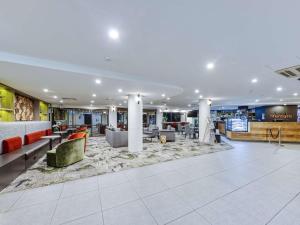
[41,135,61,150]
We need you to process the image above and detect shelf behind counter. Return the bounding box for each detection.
[224,122,300,143]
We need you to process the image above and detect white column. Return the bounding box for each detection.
[128,94,143,152]
[109,106,117,128]
[156,108,163,130]
[198,99,211,143]
[180,112,186,122]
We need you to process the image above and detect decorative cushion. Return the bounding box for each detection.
[24,131,44,145]
[2,136,22,154]
[68,132,87,152]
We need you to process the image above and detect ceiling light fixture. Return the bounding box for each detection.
[255,99,259,102]
[92,94,96,97]
[59,100,63,103]
[280,99,283,102]
[167,97,170,101]
[199,95,203,99]
[188,104,191,107]
[194,89,199,94]
[150,101,153,104]
[43,89,48,93]
[293,92,298,96]
[251,78,258,83]
[161,93,166,97]
[118,89,123,93]
[119,103,122,106]
[90,100,95,103]
[206,62,215,70]
[108,28,119,40]
[276,86,283,92]
[95,79,101,84]
[53,96,57,99]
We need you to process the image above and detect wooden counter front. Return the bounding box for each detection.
[226,122,300,143]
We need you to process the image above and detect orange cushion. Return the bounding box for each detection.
[68,132,86,140]
[46,129,53,136]
[2,136,22,154]
[24,131,44,145]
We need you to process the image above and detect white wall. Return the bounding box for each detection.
[0,121,51,154]
[109,106,117,127]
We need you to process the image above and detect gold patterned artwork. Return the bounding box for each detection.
[15,95,33,121]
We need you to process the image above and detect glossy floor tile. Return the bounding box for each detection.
[0,140,300,225]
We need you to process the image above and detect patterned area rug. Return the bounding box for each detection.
[1,136,233,193]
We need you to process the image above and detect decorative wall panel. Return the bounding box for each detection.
[14,95,33,121]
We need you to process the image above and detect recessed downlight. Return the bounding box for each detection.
[59,100,63,103]
[119,103,122,106]
[118,89,123,93]
[199,95,203,99]
[95,79,101,84]
[188,104,191,107]
[53,96,57,99]
[276,86,283,92]
[92,94,96,97]
[150,101,153,105]
[293,92,298,96]
[280,99,283,102]
[43,89,48,93]
[194,89,199,94]
[206,62,215,70]
[161,93,166,97]
[255,99,259,102]
[108,28,119,40]
[90,100,95,103]
[251,78,258,83]
[167,97,170,101]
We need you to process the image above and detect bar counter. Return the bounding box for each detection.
[226,122,300,143]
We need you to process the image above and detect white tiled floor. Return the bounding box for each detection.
[1,140,300,225]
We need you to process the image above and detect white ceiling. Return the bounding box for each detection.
[0,0,300,109]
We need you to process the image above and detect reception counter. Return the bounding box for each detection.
[226,122,300,143]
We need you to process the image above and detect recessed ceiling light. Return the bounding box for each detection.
[92,94,96,97]
[194,89,199,94]
[123,100,127,104]
[59,100,63,103]
[119,103,122,106]
[293,92,298,96]
[95,79,101,84]
[284,103,287,106]
[206,62,215,70]
[199,95,203,99]
[255,99,259,102]
[188,104,191,107]
[90,100,95,103]
[276,87,283,92]
[280,99,283,102]
[43,89,48,93]
[118,89,123,93]
[167,97,170,101]
[150,101,153,104]
[251,78,258,83]
[53,96,57,99]
[108,28,119,40]
[161,93,166,97]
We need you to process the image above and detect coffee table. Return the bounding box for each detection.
[41,135,61,150]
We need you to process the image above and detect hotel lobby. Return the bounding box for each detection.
[1,1,300,225]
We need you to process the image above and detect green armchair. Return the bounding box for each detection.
[47,137,85,167]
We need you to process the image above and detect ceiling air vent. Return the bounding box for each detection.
[276,65,300,78]
[62,97,77,102]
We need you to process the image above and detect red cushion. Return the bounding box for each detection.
[46,129,53,136]
[2,136,22,154]
[24,131,44,145]
[60,125,68,131]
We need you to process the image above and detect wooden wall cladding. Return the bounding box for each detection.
[14,95,34,121]
[226,122,300,143]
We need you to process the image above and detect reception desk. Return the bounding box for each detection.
[226,122,300,143]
